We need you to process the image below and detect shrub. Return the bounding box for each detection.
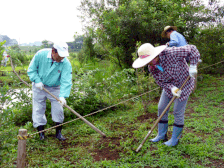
[190,24,224,74]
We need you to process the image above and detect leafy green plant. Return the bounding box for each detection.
[0,40,6,66]
[190,24,224,74]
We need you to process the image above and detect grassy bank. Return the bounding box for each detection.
[0,73,223,167]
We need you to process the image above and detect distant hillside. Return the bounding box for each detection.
[20,41,42,46]
[0,35,18,46]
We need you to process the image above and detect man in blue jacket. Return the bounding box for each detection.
[28,41,72,141]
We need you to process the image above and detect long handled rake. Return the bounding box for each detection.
[136,76,191,152]
[10,58,106,137]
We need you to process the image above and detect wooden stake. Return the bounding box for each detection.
[17,129,27,168]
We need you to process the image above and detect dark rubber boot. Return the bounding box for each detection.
[55,123,66,141]
[37,125,45,140]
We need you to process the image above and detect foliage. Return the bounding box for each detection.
[67,35,84,52]
[41,40,53,48]
[77,28,96,64]
[66,66,138,117]
[190,24,224,74]
[6,45,34,66]
[78,0,220,68]
[9,44,21,52]
[135,67,160,112]
[0,40,6,65]
[19,45,41,55]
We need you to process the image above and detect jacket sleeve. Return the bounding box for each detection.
[150,69,175,91]
[155,74,174,91]
[169,33,179,47]
[59,61,72,98]
[188,45,200,65]
[27,53,42,83]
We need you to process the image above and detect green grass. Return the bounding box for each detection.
[0,65,30,85]
[0,65,29,71]
[1,74,223,167]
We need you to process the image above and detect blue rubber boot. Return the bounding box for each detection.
[164,125,183,146]
[150,122,168,142]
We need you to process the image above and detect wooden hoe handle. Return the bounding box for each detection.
[136,76,190,152]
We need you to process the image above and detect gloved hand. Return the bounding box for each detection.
[35,82,44,90]
[59,97,66,106]
[189,64,197,78]
[171,86,182,97]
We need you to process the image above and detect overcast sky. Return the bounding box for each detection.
[1,0,223,44]
[1,0,83,44]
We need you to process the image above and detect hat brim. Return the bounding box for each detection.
[161,26,177,38]
[58,50,69,57]
[132,45,167,68]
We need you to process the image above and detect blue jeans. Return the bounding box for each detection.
[158,89,188,125]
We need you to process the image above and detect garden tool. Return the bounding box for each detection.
[135,76,190,152]
[10,58,106,137]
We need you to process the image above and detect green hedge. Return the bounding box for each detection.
[190,24,224,74]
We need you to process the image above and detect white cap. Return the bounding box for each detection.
[53,42,69,57]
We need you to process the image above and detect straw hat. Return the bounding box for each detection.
[132,43,167,68]
[161,26,177,38]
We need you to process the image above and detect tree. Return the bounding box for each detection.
[78,0,222,68]
[67,35,84,52]
[10,44,21,52]
[191,24,224,74]
[77,28,96,63]
[41,40,53,48]
[0,41,6,66]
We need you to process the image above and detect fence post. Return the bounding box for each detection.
[17,129,27,168]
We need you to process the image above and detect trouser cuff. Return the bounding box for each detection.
[159,120,168,124]
[173,123,184,128]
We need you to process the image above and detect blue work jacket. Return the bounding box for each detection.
[27,49,72,98]
[169,31,187,47]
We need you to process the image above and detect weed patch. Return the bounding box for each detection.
[1,73,223,167]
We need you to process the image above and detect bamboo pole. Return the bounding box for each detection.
[10,58,106,137]
[17,129,27,168]
[43,88,106,137]
[136,76,190,152]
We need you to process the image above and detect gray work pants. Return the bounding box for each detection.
[158,89,188,125]
[32,83,64,128]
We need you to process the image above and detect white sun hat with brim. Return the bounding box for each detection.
[53,41,69,57]
[132,43,167,68]
[161,26,177,38]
